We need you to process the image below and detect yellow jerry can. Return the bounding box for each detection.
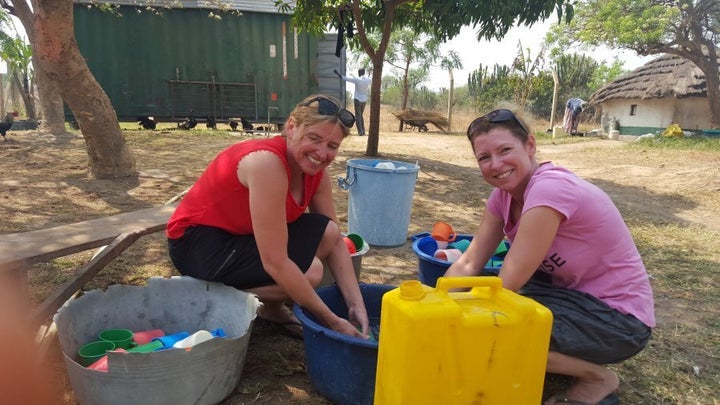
[374,277,553,404]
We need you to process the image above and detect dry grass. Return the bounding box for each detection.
[1,107,718,404]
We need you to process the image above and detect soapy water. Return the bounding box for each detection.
[357,317,381,342]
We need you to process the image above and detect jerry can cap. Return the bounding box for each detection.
[400,280,426,300]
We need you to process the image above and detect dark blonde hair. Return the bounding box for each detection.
[287,94,352,138]
[466,108,532,144]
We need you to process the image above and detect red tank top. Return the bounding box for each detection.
[166,136,324,239]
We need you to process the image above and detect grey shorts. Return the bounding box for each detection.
[519,277,652,365]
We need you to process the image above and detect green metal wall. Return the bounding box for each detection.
[73,5,320,122]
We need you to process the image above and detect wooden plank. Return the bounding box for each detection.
[31,232,142,326]
[0,205,176,273]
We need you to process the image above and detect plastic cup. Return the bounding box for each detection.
[78,340,116,367]
[173,330,214,349]
[343,236,357,254]
[87,348,128,372]
[346,233,365,251]
[210,328,226,337]
[434,248,463,263]
[99,328,135,349]
[127,340,164,353]
[154,331,190,349]
[132,329,165,346]
[374,161,395,170]
[431,221,457,242]
[416,236,439,256]
[449,239,470,252]
[494,240,509,256]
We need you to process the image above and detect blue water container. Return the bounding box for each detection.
[412,234,509,287]
[338,159,420,246]
[294,283,396,405]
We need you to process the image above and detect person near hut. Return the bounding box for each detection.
[563,98,587,136]
[334,68,371,136]
[166,94,369,340]
[446,108,655,405]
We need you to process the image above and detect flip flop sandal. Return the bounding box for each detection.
[257,317,304,340]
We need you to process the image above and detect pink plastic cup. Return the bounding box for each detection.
[133,329,165,346]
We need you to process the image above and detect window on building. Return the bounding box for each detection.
[630,104,638,116]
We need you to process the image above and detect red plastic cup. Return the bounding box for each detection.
[343,236,357,254]
[87,348,128,372]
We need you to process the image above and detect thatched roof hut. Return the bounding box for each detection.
[590,54,708,103]
[589,54,716,135]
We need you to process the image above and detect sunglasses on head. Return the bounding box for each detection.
[466,108,530,139]
[301,96,356,129]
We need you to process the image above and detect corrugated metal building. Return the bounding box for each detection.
[72,0,345,124]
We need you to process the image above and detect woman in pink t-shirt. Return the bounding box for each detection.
[446,108,654,405]
[167,95,369,340]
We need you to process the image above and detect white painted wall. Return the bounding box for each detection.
[600,97,711,132]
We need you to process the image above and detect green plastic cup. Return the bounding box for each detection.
[449,239,471,252]
[346,233,365,251]
[78,340,116,367]
[494,241,509,256]
[127,340,163,353]
[99,328,135,349]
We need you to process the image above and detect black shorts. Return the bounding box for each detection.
[519,277,652,365]
[168,213,330,289]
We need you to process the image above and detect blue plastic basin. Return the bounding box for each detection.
[411,233,509,286]
[293,283,396,405]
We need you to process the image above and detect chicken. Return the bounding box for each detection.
[137,116,157,130]
[229,117,254,134]
[177,112,197,130]
[206,116,217,130]
[0,111,18,141]
[241,117,254,132]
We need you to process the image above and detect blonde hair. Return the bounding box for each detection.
[285,94,351,138]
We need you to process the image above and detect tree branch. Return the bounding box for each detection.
[1,0,15,14]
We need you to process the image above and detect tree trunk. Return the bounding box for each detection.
[398,58,410,131]
[366,58,384,156]
[9,0,67,135]
[12,72,35,119]
[550,67,559,130]
[33,0,136,178]
[669,44,720,130]
[446,69,454,132]
[702,48,720,129]
[34,67,66,134]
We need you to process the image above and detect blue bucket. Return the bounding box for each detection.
[338,159,420,247]
[293,283,396,405]
[411,234,509,286]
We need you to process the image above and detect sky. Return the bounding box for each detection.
[424,20,654,90]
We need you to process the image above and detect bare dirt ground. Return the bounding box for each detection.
[1,124,719,404]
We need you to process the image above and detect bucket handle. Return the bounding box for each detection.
[336,166,356,190]
[436,276,502,295]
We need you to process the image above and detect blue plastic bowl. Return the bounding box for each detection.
[293,283,396,405]
[412,234,509,286]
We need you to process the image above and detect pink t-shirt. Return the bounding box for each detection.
[488,162,655,327]
[166,136,324,239]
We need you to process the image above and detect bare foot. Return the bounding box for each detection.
[257,302,304,339]
[546,367,619,404]
[257,301,299,324]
